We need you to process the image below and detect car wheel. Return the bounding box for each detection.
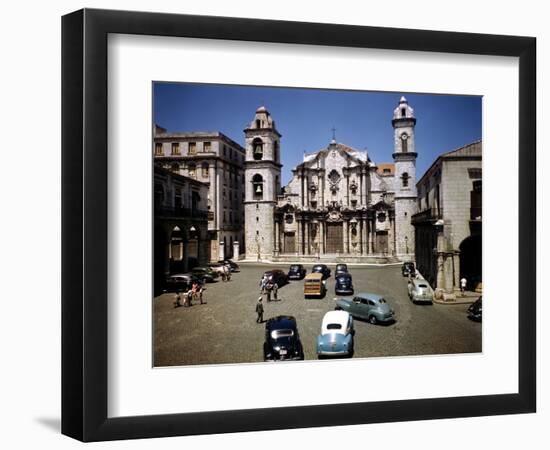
[369,315,377,325]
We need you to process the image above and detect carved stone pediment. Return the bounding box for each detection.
[326,209,343,222]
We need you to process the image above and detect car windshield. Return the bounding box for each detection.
[418,284,428,288]
[312,266,323,271]
[271,329,294,339]
[337,275,350,282]
[326,323,342,330]
[336,265,347,270]
[290,265,300,270]
[378,298,387,303]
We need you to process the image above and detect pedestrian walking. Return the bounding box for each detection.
[460,277,467,296]
[199,284,206,304]
[174,290,182,308]
[265,283,272,302]
[272,282,278,301]
[255,297,264,323]
[260,275,267,293]
[191,282,199,304]
[186,288,193,306]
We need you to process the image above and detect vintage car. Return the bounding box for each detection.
[335,292,396,324]
[316,311,354,358]
[304,272,326,298]
[263,316,304,361]
[334,273,354,296]
[191,267,220,283]
[163,273,202,292]
[311,264,331,280]
[407,279,433,303]
[335,263,349,276]
[468,296,482,322]
[287,264,307,280]
[262,269,288,288]
[401,261,416,277]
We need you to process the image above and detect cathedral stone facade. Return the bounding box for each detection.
[244,96,417,262]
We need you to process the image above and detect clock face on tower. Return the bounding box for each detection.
[401,133,408,141]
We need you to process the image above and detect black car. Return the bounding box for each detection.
[311,264,331,280]
[468,296,482,322]
[335,263,349,276]
[401,261,416,277]
[263,269,288,287]
[164,274,202,292]
[218,259,240,272]
[288,264,307,280]
[263,316,304,361]
[335,273,354,295]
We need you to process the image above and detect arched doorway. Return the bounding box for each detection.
[459,235,482,291]
[169,226,185,273]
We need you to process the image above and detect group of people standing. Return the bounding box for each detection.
[255,275,280,323]
[174,281,205,308]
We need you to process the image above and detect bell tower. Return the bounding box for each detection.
[244,106,282,260]
[392,96,417,260]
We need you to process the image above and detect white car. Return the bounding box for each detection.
[407,279,434,303]
[316,311,355,358]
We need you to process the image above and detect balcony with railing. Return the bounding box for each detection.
[411,207,443,224]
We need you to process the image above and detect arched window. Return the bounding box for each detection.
[401,172,410,187]
[252,138,263,160]
[252,174,264,199]
[201,162,209,178]
[401,108,406,118]
[273,141,279,162]
[187,163,196,178]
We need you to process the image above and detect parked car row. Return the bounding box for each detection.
[163,259,240,292]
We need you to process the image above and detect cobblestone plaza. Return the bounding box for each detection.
[154,264,481,367]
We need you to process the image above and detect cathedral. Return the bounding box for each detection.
[244,96,417,262]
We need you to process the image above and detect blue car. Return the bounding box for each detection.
[336,292,396,325]
[316,311,354,358]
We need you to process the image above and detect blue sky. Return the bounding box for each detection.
[154,83,482,185]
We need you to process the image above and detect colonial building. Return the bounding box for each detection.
[411,140,482,293]
[153,166,209,294]
[153,129,246,261]
[244,97,418,262]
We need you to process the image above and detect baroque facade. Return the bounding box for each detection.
[244,97,418,262]
[153,127,245,261]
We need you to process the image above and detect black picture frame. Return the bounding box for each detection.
[62,8,536,442]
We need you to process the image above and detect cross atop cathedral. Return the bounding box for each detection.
[331,126,337,141]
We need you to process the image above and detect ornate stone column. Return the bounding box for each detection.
[296,217,303,255]
[304,220,310,255]
[274,220,280,255]
[320,221,325,254]
[361,218,368,255]
[369,218,375,253]
[343,220,349,254]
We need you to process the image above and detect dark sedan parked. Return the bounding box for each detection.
[263,269,289,287]
[263,315,304,361]
[191,267,219,283]
[335,263,349,276]
[288,264,307,280]
[401,261,416,277]
[335,273,354,295]
[163,274,202,292]
[311,264,331,280]
[468,296,482,322]
[218,259,240,272]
